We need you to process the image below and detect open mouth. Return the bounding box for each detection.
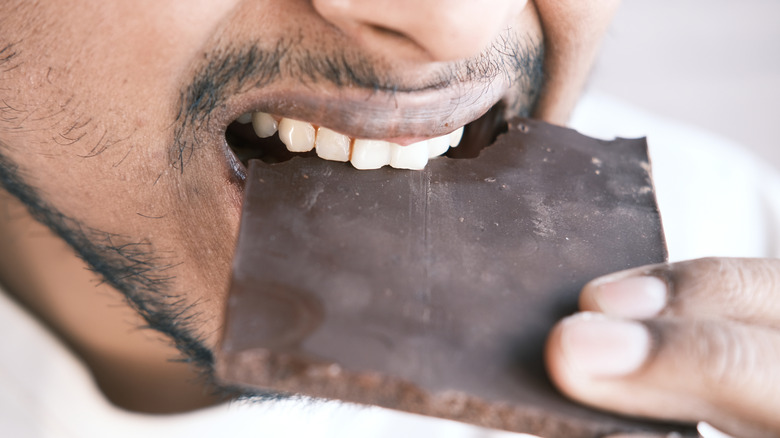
[224,103,508,171]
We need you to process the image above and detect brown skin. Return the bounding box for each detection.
[5,2,775,436]
[0,0,608,413]
[547,258,780,437]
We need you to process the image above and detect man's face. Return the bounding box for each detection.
[0,1,618,372]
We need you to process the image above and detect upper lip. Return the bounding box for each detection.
[210,77,510,144]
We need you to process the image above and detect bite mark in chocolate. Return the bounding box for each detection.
[217,119,694,437]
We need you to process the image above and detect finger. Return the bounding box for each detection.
[546,312,780,438]
[579,257,780,325]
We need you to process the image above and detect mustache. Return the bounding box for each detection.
[175,32,542,129]
[169,33,543,171]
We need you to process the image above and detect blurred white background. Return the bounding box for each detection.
[590,0,780,169]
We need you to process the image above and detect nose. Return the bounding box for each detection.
[311,0,527,62]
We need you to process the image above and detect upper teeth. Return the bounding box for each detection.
[251,112,278,138]
[315,127,351,162]
[238,111,464,170]
[278,118,316,153]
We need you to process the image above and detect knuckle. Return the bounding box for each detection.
[662,258,723,314]
[667,258,780,319]
[690,322,747,388]
[682,321,774,394]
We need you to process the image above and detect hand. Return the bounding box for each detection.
[545,257,780,438]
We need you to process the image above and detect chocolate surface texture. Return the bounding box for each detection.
[217,119,692,437]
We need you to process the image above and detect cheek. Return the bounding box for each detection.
[530,0,621,122]
[533,0,621,43]
[4,124,242,346]
[0,1,247,344]
[160,159,244,341]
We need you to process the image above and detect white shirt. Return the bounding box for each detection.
[3,93,778,437]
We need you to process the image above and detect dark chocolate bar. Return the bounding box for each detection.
[217,119,692,437]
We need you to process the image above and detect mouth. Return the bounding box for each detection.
[224,102,508,173]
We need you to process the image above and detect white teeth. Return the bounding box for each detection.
[390,140,429,170]
[244,112,467,170]
[427,135,450,158]
[449,126,464,147]
[315,127,351,162]
[251,112,278,138]
[236,112,252,124]
[351,139,392,170]
[278,118,316,152]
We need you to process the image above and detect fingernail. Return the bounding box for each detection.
[560,313,651,377]
[589,275,667,318]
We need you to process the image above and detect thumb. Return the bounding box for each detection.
[545,312,780,438]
